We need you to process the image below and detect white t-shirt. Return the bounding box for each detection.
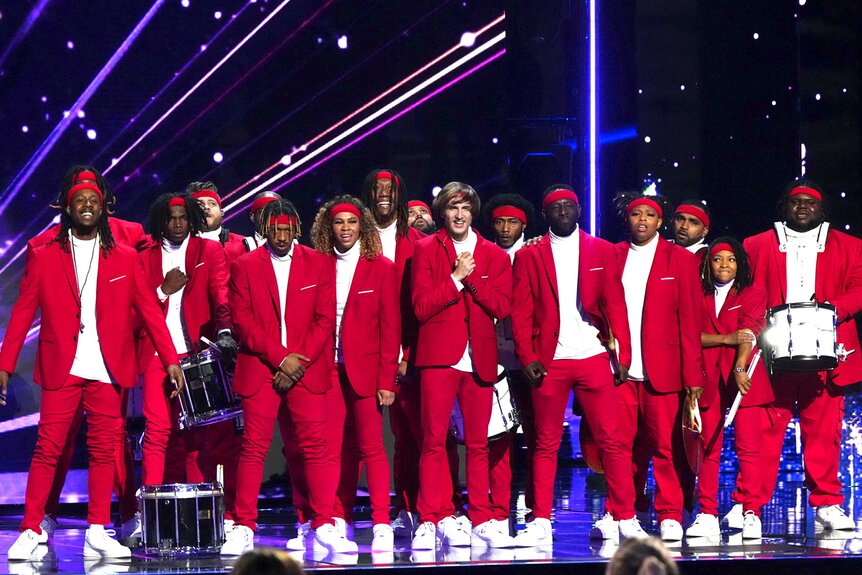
[377,221,398,263]
[334,242,361,363]
[783,223,821,304]
[157,236,190,355]
[714,280,734,316]
[68,233,112,383]
[450,229,478,373]
[621,233,660,380]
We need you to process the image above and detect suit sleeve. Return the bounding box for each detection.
[131,256,179,368]
[738,286,767,335]
[462,248,512,321]
[829,236,862,322]
[510,250,539,367]
[377,260,401,392]
[679,253,707,388]
[411,241,461,323]
[0,255,43,373]
[205,242,232,331]
[296,258,336,365]
[600,253,632,368]
[229,259,289,370]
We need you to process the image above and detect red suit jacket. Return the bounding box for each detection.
[136,236,231,372]
[28,217,151,259]
[393,227,425,363]
[411,229,512,384]
[511,230,632,370]
[333,255,401,395]
[700,284,774,408]
[217,229,248,263]
[614,237,706,392]
[744,227,862,386]
[229,245,336,396]
[0,241,178,389]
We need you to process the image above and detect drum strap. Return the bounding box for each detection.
[774,221,829,253]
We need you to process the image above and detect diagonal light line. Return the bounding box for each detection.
[103,0,297,176]
[0,0,167,215]
[223,30,506,214]
[0,0,53,73]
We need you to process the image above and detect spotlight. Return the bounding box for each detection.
[280,155,291,166]
[86,129,97,140]
[431,186,442,198]
[21,126,28,133]
[460,32,476,48]
[213,152,224,163]
[337,35,348,50]
[181,0,190,7]
[67,40,74,49]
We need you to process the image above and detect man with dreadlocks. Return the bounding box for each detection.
[239,191,283,255]
[222,199,352,556]
[189,181,246,259]
[1,174,181,561]
[137,194,235,487]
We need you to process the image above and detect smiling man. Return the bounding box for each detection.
[744,179,862,534]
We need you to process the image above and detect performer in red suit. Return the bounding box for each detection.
[137,194,236,486]
[613,193,705,542]
[1,177,181,561]
[744,179,862,533]
[189,182,245,256]
[407,199,435,233]
[310,195,401,552]
[24,165,148,540]
[221,199,355,556]
[685,237,773,540]
[510,185,644,546]
[238,191,283,255]
[672,201,711,254]
[410,182,513,550]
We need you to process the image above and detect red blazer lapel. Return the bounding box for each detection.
[58,245,80,306]
[706,292,722,332]
[346,257,371,312]
[254,246,281,320]
[538,235,559,304]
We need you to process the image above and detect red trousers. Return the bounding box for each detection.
[22,376,123,531]
[330,366,392,525]
[141,356,205,485]
[759,371,845,508]
[617,379,685,522]
[44,389,138,522]
[417,367,493,525]
[200,418,242,521]
[532,356,635,520]
[235,380,337,531]
[488,433,512,521]
[698,387,766,516]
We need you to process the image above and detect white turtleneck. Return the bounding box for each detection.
[377,220,398,263]
[158,235,190,355]
[782,223,822,304]
[686,239,707,254]
[334,241,362,363]
[451,229,478,372]
[621,232,660,380]
[502,234,525,264]
[549,228,605,360]
[714,279,735,316]
[267,243,293,348]
[199,227,222,243]
[68,232,112,384]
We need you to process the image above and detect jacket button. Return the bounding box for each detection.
[76,313,81,319]
[73,335,78,341]
[553,331,558,337]
[464,318,469,323]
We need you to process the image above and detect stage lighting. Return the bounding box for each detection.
[337,35,348,49]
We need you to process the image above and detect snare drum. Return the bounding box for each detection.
[140,483,225,555]
[450,366,521,443]
[765,302,838,372]
[178,350,241,429]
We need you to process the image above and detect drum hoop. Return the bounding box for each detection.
[140,483,223,499]
[767,301,836,315]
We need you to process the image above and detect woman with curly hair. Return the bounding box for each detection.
[311,195,401,552]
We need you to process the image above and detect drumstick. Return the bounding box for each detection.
[724,349,762,428]
[200,336,221,353]
[216,464,224,488]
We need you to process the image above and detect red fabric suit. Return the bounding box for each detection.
[614,237,706,523]
[28,217,152,256]
[511,231,636,521]
[229,244,337,531]
[0,241,178,532]
[412,228,512,525]
[744,227,862,508]
[697,284,774,516]
[328,255,401,526]
[137,236,231,486]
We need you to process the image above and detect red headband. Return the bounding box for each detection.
[408,200,430,211]
[251,196,278,214]
[709,242,734,258]
[674,204,710,228]
[73,170,97,183]
[168,197,186,207]
[542,188,579,208]
[789,185,822,201]
[626,197,663,218]
[375,171,400,187]
[492,206,527,224]
[191,189,221,207]
[66,182,103,206]
[269,215,298,226]
[330,203,362,219]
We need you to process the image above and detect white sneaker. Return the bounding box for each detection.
[8,530,45,561]
[455,514,472,531]
[392,509,418,539]
[119,513,141,540]
[815,505,856,531]
[371,524,394,552]
[83,525,131,559]
[437,515,471,547]
[589,512,619,541]
[471,519,514,548]
[741,512,762,539]
[333,516,354,541]
[312,523,358,554]
[513,518,552,547]
[685,513,720,538]
[285,521,310,551]
[224,519,235,534]
[411,522,437,551]
[722,503,743,530]
[220,525,254,556]
[619,517,649,540]
[659,519,683,541]
[39,516,58,538]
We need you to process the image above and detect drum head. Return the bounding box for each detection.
[578,419,604,474]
